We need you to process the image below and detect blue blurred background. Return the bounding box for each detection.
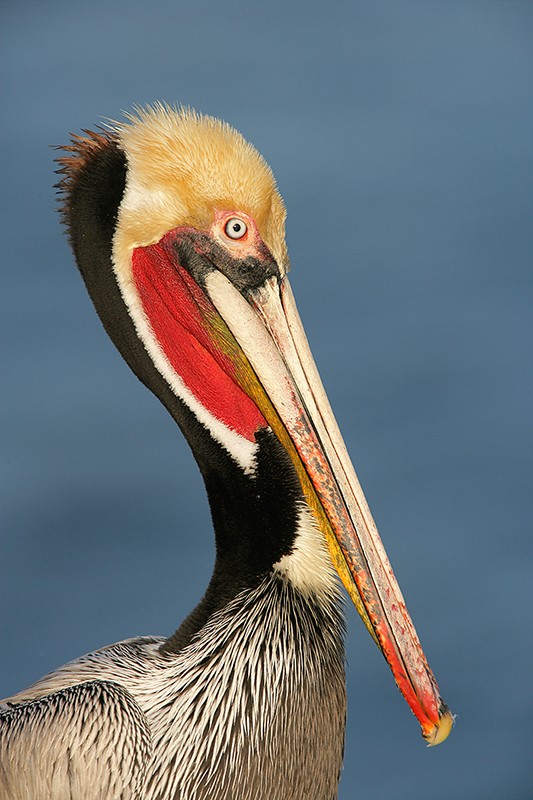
[2,2,532,797]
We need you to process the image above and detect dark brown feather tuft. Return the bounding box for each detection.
[55,128,118,226]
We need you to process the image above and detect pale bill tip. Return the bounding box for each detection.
[423,706,455,747]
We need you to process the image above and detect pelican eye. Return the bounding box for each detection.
[224,217,248,240]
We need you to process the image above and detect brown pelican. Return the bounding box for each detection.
[0,104,453,799]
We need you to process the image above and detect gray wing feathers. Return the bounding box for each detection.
[0,680,152,800]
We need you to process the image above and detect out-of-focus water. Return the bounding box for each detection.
[2,2,532,798]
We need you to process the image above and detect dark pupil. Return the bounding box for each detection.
[232,223,241,233]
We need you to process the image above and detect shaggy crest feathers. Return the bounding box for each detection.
[55,127,118,224]
[56,103,289,272]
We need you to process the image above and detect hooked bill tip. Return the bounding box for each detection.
[422,703,455,747]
